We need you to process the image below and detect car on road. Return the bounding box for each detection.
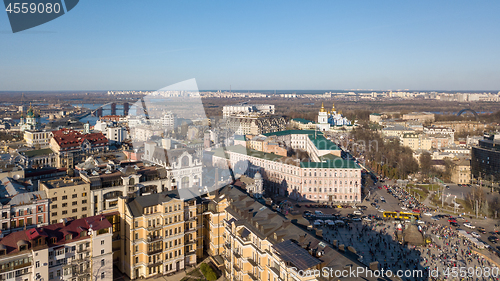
[374,199,379,203]
[488,236,499,243]
[353,210,363,216]
[456,216,465,221]
[417,220,425,224]
[477,227,486,234]
[423,212,433,216]
[358,206,368,210]
[363,217,372,222]
[471,232,481,238]
[431,216,440,221]
[352,217,362,222]
[378,209,385,213]
[464,223,475,229]
[401,206,408,210]
[450,222,459,227]
[371,203,377,207]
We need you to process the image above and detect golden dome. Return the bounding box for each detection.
[332,103,336,112]
[320,102,326,112]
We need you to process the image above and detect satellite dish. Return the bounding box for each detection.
[13,174,20,180]
[88,228,93,236]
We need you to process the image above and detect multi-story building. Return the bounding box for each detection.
[402,112,435,123]
[94,120,128,143]
[211,131,362,203]
[0,214,113,281]
[289,118,316,130]
[451,159,471,184]
[117,190,200,279]
[78,161,171,215]
[471,134,500,181]
[433,121,486,133]
[423,126,454,141]
[24,129,54,147]
[217,184,377,281]
[142,142,202,190]
[18,148,57,169]
[39,177,91,224]
[401,133,431,151]
[0,177,49,235]
[225,116,286,136]
[222,104,275,117]
[50,129,109,168]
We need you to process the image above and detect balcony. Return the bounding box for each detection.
[147,248,163,255]
[247,258,258,267]
[233,264,241,272]
[185,239,196,245]
[147,261,163,268]
[146,224,162,231]
[0,262,31,274]
[248,272,259,281]
[147,236,163,242]
[233,250,241,259]
[224,243,231,250]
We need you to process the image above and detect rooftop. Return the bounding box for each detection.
[20,148,54,157]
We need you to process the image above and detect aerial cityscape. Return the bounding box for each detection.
[1,1,500,281]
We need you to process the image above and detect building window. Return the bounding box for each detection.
[72,194,77,198]
[101,249,104,254]
[72,209,77,213]
[62,203,67,207]
[52,204,57,209]
[62,196,67,200]
[72,201,77,206]
[52,212,57,216]
[62,211,67,215]
[101,259,105,266]
[101,272,105,279]
[101,240,104,245]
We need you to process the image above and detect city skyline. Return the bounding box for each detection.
[0,1,500,91]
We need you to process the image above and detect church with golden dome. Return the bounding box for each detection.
[19,103,42,131]
[317,102,353,131]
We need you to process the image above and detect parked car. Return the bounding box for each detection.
[363,217,372,222]
[477,227,486,234]
[378,209,385,213]
[450,222,459,227]
[352,217,362,222]
[464,223,475,229]
[353,210,363,216]
[423,212,433,216]
[431,216,440,221]
[417,220,425,224]
[471,232,481,238]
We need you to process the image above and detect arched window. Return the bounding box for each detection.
[181,156,189,167]
[129,178,135,185]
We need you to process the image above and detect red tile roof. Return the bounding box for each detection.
[52,129,108,149]
[0,214,112,256]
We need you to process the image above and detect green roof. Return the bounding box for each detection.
[300,158,361,169]
[308,135,340,150]
[234,135,246,141]
[21,148,54,157]
[370,113,381,116]
[212,145,283,161]
[263,130,320,137]
[291,118,313,124]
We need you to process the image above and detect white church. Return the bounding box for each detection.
[317,102,354,131]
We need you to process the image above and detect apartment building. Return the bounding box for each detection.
[93,120,128,143]
[222,104,275,117]
[50,129,109,168]
[212,131,362,203]
[23,129,54,147]
[39,177,91,224]
[117,190,200,279]
[451,159,471,184]
[0,177,49,235]
[225,116,286,136]
[217,184,377,281]
[78,161,171,216]
[18,148,57,169]
[0,214,113,281]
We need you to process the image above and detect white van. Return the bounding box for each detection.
[353,210,363,216]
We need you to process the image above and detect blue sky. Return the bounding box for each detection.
[1,1,500,91]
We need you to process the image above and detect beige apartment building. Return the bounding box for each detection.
[451,159,471,184]
[40,177,91,224]
[118,190,201,279]
[215,184,379,281]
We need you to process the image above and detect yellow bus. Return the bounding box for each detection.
[383,211,420,220]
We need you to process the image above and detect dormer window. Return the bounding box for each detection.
[80,231,86,237]
[65,234,72,240]
[50,237,56,244]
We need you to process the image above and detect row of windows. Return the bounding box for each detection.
[51,193,87,202]
[308,187,356,193]
[51,207,86,216]
[51,200,87,209]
